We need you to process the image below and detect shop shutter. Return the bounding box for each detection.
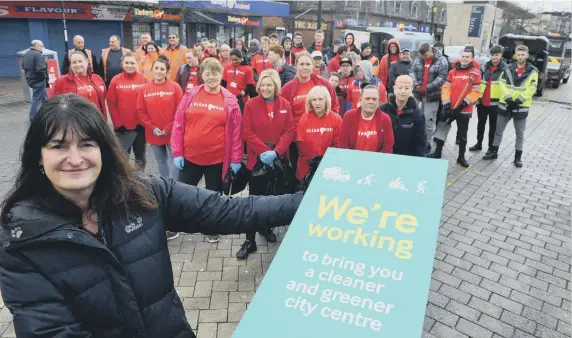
[0,19,31,77]
[48,20,122,69]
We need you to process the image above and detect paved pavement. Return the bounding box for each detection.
[0,77,570,338]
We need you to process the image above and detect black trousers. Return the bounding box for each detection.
[178,160,223,193]
[476,105,498,148]
[434,111,470,156]
[289,142,299,176]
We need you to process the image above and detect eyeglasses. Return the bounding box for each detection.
[169,36,177,39]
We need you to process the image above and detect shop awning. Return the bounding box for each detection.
[192,10,224,25]
[159,0,290,17]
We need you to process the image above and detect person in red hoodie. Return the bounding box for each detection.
[239,69,296,259]
[51,51,106,116]
[137,55,183,181]
[346,60,387,110]
[107,51,148,169]
[281,51,339,174]
[296,86,342,180]
[339,84,394,153]
[171,58,243,243]
[428,46,482,167]
[378,39,400,89]
[222,48,256,112]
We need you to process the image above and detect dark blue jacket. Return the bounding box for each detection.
[381,95,427,156]
[0,177,302,338]
[22,48,47,87]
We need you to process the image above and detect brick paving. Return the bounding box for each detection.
[0,77,570,337]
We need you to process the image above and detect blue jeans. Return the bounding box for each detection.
[30,82,47,121]
[151,144,178,179]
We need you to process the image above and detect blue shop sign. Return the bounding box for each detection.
[381,20,398,28]
[420,25,431,33]
[402,23,418,32]
[213,13,262,27]
[468,6,485,38]
[159,0,289,17]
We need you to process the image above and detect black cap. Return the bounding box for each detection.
[489,44,503,54]
[361,42,372,50]
[463,45,475,57]
[339,57,352,66]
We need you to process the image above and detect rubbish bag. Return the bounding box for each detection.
[223,164,250,196]
[249,141,296,196]
[298,156,323,192]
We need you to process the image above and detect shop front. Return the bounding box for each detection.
[0,1,130,77]
[131,7,184,48]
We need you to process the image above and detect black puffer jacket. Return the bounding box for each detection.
[278,63,296,86]
[0,177,302,338]
[381,95,427,157]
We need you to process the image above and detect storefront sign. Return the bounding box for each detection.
[92,4,132,21]
[295,20,329,31]
[420,25,431,33]
[133,7,181,21]
[381,20,398,28]
[334,16,367,28]
[402,22,418,32]
[214,13,261,27]
[468,6,485,38]
[233,148,447,338]
[0,1,92,19]
[160,0,290,17]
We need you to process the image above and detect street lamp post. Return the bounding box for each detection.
[430,2,437,36]
[317,0,323,31]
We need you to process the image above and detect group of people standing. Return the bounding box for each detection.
[21,30,537,251]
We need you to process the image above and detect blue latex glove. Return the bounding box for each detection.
[230,162,241,174]
[260,151,277,167]
[174,156,185,170]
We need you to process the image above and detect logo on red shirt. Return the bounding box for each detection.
[306,127,333,134]
[358,130,377,138]
[294,94,308,101]
[118,84,146,90]
[144,91,175,98]
[191,101,224,111]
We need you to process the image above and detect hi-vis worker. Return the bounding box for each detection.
[135,33,164,62]
[62,35,98,75]
[100,35,130,87]
[428,45,482,168]
[164,33,187,81]
[468,44,507,155]
[483,44,538,168]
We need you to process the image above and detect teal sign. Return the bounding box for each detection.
[233,148,448,338]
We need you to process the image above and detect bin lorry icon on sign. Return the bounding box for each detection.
[322,167,351,182]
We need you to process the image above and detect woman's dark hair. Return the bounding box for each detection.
[152,54,171,72]
[143,41,160,55]
[1,94,157,221]
[229,48,244,59]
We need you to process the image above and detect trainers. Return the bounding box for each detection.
[236,240,257,260]
[166,231,179,240]
[206,235,220,243]
[261,228,277,243]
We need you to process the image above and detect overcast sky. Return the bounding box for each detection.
[517,0,572,13]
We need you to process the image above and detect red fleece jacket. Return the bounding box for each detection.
[338,108,394,153]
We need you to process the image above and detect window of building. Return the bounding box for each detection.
[132,22,153,47]
[216,25,230,47]
[196,24,208,41]
[393,0,401,13]
[411,2,418,18]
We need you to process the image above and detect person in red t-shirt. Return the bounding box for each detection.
[339,84,394,153]
[107,51,148,169]
[291,32,306,56]
[327,45,349,73]
[137,55,183,180]
[222,48,256,112]
[175,49,203,93]
[171,58,244,243]
[251,36,273,79]
[296,86,342,180]
[469,45,506,153]
[238,69,296,259]
[51,51,107,116]
[281,51,340,175]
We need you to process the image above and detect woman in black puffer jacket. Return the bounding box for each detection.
[0,94,302,338]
